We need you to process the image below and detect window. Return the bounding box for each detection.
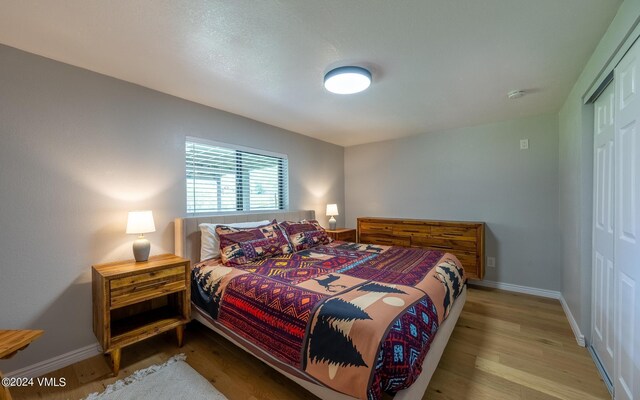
[186,138,289,213]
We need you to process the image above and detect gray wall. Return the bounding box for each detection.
[345,113,560,290]
[558,1,640,339]
[0,44,344,371]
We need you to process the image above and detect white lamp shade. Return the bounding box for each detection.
[326,204,339,216]
[126,211,156,234]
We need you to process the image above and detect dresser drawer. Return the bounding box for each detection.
[392,224,431,237]
[448,251,478,269]
[412,237,476,260]
[430,226,477,240]
[359,222,393,235]
[110,266,186,309]
[359,233,410,247]
[410,236,477,251]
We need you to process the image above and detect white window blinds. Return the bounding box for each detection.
[186,138,289,214]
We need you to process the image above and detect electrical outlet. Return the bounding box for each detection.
[520,139,529,150]
[487,257,496,268]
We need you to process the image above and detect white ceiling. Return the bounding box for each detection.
[0,1,621,146]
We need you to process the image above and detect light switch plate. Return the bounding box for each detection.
[520,139,529,150]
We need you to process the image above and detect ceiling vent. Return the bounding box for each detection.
[508,90,526,99]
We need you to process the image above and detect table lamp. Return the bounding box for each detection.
[326,204,338,230]
[126,210,156,262]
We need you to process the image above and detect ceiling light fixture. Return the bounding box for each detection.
[324,66,372,94]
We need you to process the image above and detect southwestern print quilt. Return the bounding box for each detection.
[192,241,465,400]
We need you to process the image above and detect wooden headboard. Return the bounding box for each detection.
[174,210,316,265]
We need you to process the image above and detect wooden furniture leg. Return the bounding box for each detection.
[109,348,121,375]
[176,325,184,347]
[0,370,12,400]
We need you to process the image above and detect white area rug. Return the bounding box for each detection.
[85,354,228,400]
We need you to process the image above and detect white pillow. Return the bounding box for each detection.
[199,220,271,262]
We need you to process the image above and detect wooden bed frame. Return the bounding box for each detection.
[175,210,466,400]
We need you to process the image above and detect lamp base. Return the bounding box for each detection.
[328,216,337,230]
[132,237,150,262]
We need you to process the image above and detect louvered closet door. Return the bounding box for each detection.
[592,82,615,381]
[614,38,640,400]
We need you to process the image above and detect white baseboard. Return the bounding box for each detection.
[468,279,585,347]
[559,295,586,347]
[6,342,102,378]
[468,279,561,299]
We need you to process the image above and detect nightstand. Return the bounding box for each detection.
[92,254,190,374]
[325,228,357,242]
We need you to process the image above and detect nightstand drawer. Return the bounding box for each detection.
[110,266,185,290]
[110,266,186,309]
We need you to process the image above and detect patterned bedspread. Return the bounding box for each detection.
[192,241,466,400]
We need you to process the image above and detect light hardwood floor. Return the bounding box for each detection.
[11,286,610,400]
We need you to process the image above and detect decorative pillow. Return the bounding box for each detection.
[199,220,270,261]
[216,220,292,266]
[279,219,333,252]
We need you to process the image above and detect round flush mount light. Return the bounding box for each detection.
[324,66,372,94]
[508,90,526,99]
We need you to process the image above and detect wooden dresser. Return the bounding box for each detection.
[357,217,485,280]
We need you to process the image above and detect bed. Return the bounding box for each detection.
[175,210,466,400]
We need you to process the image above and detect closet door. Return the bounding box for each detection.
[593,82,615,380]
[614,38,640,400]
